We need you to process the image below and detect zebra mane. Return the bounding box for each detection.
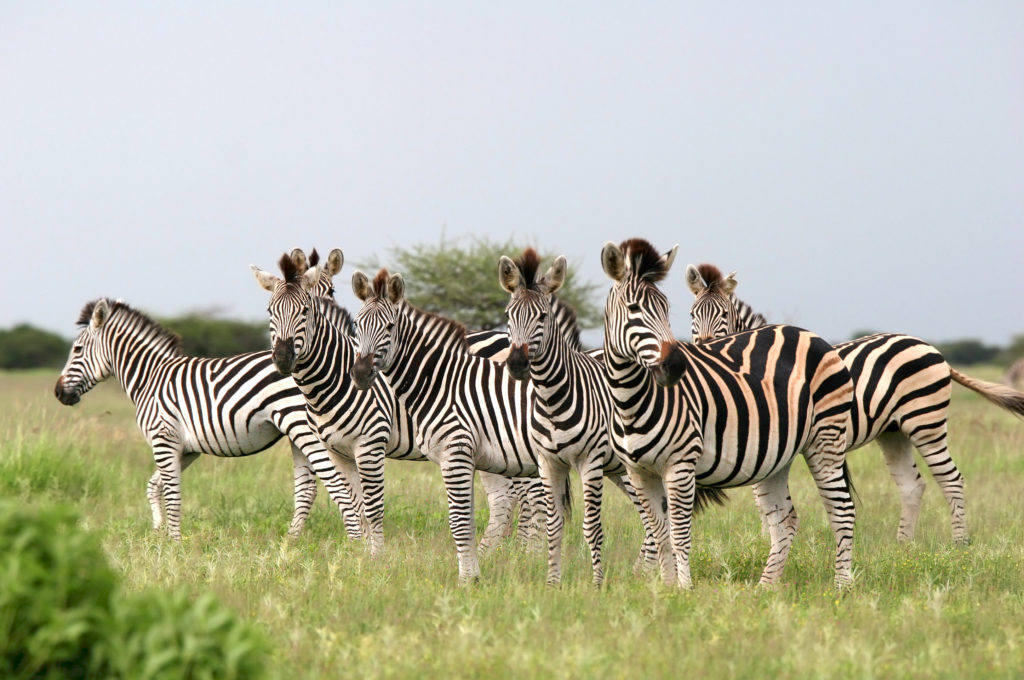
[516,247,542,290]
[372,269,390,297]
[308,248,320,267]
[76,299,183,353]
[696,263,726,293]
[620,238,669,282]
[278,253,302,283]
[406,302,469,352]
[552,296,581,349]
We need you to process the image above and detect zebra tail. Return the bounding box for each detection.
[950,368,1024,419]
[562,475,573,523]
[843,460,859,507]
[692,486,728,514]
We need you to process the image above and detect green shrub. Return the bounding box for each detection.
[0,501,117,679]
[0,501,269,680]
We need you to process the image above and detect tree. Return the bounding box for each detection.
[934,338,1001,366]
[0,324,69,369]
[160,313,270,357]
[359,235,603,330]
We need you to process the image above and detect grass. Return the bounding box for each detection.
[2,367,1023,678]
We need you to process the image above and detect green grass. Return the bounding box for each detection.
[2,368,1023,678]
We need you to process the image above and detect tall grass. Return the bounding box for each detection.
[2,368,1022,678]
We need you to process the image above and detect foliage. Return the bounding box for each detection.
[360,235,603,330]
[0,500,269,680]
[160,314,270,358]
[0,501,118,679]
[0,324,68,369]
[998,334,1024,365]
[934,338,1001,366]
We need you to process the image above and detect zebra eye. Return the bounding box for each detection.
[72,344,83,355]
[626,303,641,313]
[538,312,547,322]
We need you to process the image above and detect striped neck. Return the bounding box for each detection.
[102,308,182,403]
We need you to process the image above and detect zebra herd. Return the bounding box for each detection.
[54,239,1024,590]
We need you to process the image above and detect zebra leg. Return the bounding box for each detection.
[904,422,968,546]
[147,470,164,530]
[439,449,480,584]
[664,463,698,589]
[608,474,658,574]
[155,443,197,541]
[328,451,366,541]
[579,459,607,588]
[353,439,387,556]
[752,465,798,587]
[538,455,572,587]
[287,446,318,538]
[875,432,927,543]
[626,466,675,586]
[478,471,516,552]
[805,428,856,589]
[516,478,547,548]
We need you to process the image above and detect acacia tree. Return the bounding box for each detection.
[360,235,602,331]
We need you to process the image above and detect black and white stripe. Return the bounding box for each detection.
[601,239,857,589]
[687,262,1024,544]
[351,267,563,584]
[54,298,359,541]
[252,249,543,557]
[499,248,653,586]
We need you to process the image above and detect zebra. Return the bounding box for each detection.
[499,247,666,586]
[349,267,570,584]
[251,249,545,557]
[53,298,361,541]
[686,262,1024,545]
[600,238,857,589]
[301,246,544,547]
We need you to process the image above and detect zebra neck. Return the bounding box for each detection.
[291,308,357,398]
[528,335,580,402]
[107,317,180,404]
[383,303,467,407]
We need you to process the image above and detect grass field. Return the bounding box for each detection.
[2,368,1023,678]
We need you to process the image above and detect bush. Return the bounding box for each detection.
[0,501,117,679]
[160,315,270,358]
[0,324,69,369]
[0,501,269,680]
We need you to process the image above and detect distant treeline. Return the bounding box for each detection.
[0,316,270,370]
[2,318,1024,371]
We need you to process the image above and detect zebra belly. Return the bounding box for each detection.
[179,418,283,457]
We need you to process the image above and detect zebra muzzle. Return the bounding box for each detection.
[506,344,531,381]
[652,341,686,387]
[54,376,81,405]
[272,338,296,374]
[351,355,376,390]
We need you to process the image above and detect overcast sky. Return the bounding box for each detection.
[3,2,1022,349]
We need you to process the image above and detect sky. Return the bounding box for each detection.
[2,2,1022,349]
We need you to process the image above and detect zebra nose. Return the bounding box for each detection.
[54,376,81,405]
[653,341,686,387]
[351,354,376,390]
[272,338,296,374]
[506,344,530,381]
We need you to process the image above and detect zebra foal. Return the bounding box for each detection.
[686,262,1024,545]
[54,298,359,540]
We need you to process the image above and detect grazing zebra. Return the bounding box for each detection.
[687,262,1024,544]
[251,250,544,557]
[499,247,663,585]
[601,238,857,589]
[53,298,360,541]
[350,267,568,584]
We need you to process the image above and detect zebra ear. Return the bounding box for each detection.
[498,256,521,294]
[90,299,110,330]
[290,248,308,273]
[351,271,372,301]
[300,266,319,292]
[323,249,344,277]
[387,273,405,304]
[722,271,738,295]
[601,242,625,281]
[251,265,282,292]
[685,264,706,296]
[662,244,679,273]
[541,255,567,295]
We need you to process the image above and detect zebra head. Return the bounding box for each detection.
[498,247,566,381]
[601,239,685,387]
[54,299,116,405]
[350,268,404,390]
[251,253,322,374]
[686,263,739,344]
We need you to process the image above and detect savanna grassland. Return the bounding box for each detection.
[2,368,1023,679]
